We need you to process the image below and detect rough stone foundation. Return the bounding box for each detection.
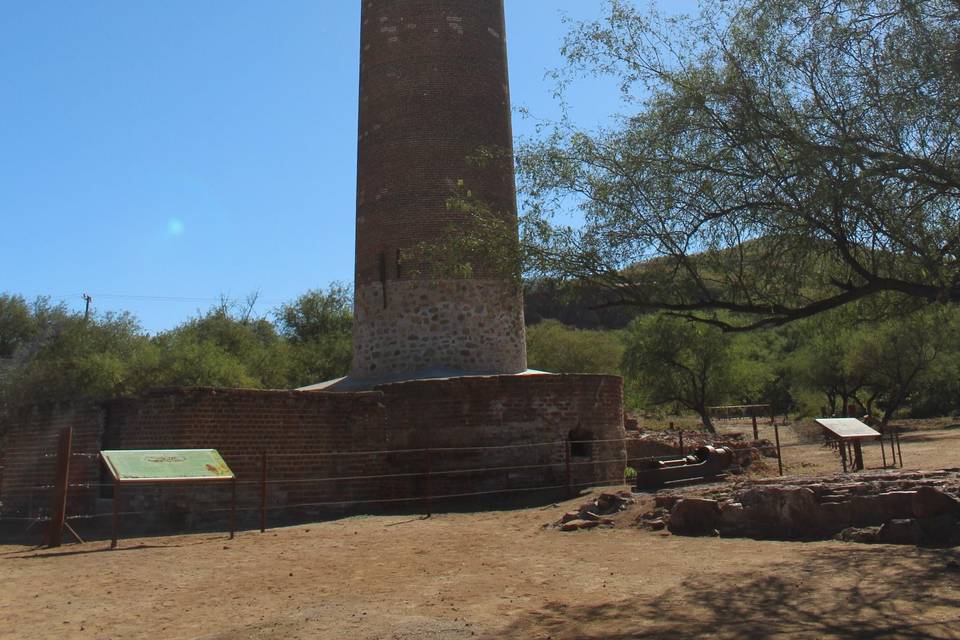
[351,279,526,378]
[650,470,960,545]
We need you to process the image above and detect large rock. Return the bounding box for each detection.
[875,491,917,519]
[912,487,960,518]
[818,501,854,532]
[719,502,749,533]
[738,487,821,538]
[916,514,960,546]
[776,487,821,537]
[654,494,682,510]
[668,498,720,535]
[876,519,924,545]
[842,492,915,528]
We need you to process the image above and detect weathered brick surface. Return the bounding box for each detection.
[1,375,626,529]
[352,0,526,377]
[0,403,102,520]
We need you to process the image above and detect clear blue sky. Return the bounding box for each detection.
[0,1,697,334]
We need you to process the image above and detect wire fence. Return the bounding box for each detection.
[0,432,783,545]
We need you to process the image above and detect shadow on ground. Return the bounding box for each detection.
[489,545,960,640]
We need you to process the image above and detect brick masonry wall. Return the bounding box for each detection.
[0,403,103,521]
[356,0,516,286]
[0,374,625,530]
[353,0,526,378]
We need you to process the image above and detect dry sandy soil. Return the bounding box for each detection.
[735,418,960,479]
[2,424,959,640]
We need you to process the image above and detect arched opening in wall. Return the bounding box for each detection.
[569,427,594,458]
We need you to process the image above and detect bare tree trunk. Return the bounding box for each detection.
[698,409,716,434]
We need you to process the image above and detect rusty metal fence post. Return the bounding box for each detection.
[751,414,759,441]
[46,426,73,548]
[774,423,783,476]
[564,440,572,498]
[229,476,237,540]
[111,481,121,549]
[260,452,268,533]
[425,447,433,518]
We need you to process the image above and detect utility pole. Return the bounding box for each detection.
[82,293,92,321]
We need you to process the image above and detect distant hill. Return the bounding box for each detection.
[523,279,643,330]
[523,236,849,330]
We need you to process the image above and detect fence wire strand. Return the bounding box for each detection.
[2,430,792,534]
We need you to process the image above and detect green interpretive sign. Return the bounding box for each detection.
[100,449,235,483]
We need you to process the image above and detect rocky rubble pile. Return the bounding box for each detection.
[557,492,635,531]
[641,469,960,546]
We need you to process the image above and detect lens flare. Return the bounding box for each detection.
[167,217,185,236]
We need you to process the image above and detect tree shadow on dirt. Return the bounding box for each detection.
[492,545,960,639]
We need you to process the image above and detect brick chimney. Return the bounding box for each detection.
[351,0,527,379]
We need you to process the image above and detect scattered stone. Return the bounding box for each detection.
[654,495,682,511]
[560,519,598,532]
[596,493,620,512]
[835,526,880,544]
[555,491,634,529]
[646,518,666,531]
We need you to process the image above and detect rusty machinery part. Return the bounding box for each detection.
[634,445,735,490]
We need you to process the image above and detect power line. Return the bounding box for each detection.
[7,292,291,305]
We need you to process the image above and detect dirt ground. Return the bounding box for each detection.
[2,425,960,640]
[732,418,960,479]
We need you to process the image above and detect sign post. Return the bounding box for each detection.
[815,419,885,473]
[100,449,236,549]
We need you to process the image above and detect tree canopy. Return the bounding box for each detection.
[622,313,755,431]
[0,286,354,420]
[519,0,960,330]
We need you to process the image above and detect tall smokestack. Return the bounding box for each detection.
[351,0,527,379]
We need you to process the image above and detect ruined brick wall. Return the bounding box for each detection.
[378,374,626,492]
[0,403,102,520]
[352,0,526,378]
[102,389,391,525]
[0,375,625,528]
